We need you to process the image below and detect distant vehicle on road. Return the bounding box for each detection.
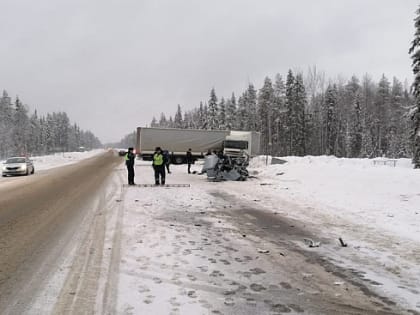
[2,157,35,177]
[118,149,127,156]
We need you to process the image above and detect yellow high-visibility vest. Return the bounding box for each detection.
[153,153,163,166]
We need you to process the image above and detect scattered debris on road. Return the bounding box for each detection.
[339,237,348,247]
[257,248,270,253]
[303,238,321,248]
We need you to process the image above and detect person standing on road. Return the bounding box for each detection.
[186,148,193,174]
[125,147,135,185]
[153,147,166,185]
[162,149,171,174]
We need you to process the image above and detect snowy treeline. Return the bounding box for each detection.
[149,71,415,159]
[0,90,102,159]
[409,5,420,168]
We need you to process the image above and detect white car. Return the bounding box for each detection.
[2,157,35,177]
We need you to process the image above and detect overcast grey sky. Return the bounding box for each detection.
[0,0,418,143]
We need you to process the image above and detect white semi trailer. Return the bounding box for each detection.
[136,127,261,164]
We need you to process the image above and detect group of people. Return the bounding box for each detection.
[124,147,194,185]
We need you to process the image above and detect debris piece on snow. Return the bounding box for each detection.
[253,199,261,202]
[303,238,320,248]
[339,237,348,247]
[194,223,202,227]
[260,183,273,186]
[116,199,122,202]
[242,234,246,237]
[334,281,345,286]
[257,248,270,253]
[276,172,285,176]
[271,157,287,165]
[280,252,285,256]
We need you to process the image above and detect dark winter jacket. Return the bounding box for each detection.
[186,150,193,163]
[125,151,135,167]
[162,150,170,165]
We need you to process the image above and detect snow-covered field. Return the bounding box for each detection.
[249,155,420,241]
[114,155,420,313]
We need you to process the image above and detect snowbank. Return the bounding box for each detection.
[248,155,420,241]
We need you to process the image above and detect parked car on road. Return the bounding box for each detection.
[2,157,35,177]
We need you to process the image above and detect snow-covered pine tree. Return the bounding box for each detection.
[400,88,415,157]
[218,97,226,130]
[324,84,338,155]
[359,75,376,158]
[257,77,275,155]
[174,104,183,128]
[56,112,70,152]
[345,77,362,157]
[225,93,237,130]
[159,113,168,127]
[293,74,307,156]
[168,116,174,128]
[246,84,258,131]
[45,113,56,153]
[208,88,218,130]
[13,97,30,156]
[28,110,41,155]
[388,78,404,158]
[285,70,295,155]
[197,102,205,129]
[150,116,158,127]
[0,90,14,158]
[409,4,420,168]
[236,94,248,130]
[272,74,287,156]
[374,75,391,156]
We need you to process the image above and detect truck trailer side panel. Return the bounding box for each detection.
[137,127,230,155]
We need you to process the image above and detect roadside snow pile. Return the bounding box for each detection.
[30,149,105,171]
[248,155,420,241]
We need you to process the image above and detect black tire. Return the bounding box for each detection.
[31,167,35,174]
[173,156,184,164]
[26,168,29,176]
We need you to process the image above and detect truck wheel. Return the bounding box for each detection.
[173,156,184,164]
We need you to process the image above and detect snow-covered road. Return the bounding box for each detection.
[112,158,419,314]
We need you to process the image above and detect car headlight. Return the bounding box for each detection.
[20,164,27,170]
[2,166,6,171]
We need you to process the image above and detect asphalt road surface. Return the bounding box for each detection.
[0,152,121,314]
